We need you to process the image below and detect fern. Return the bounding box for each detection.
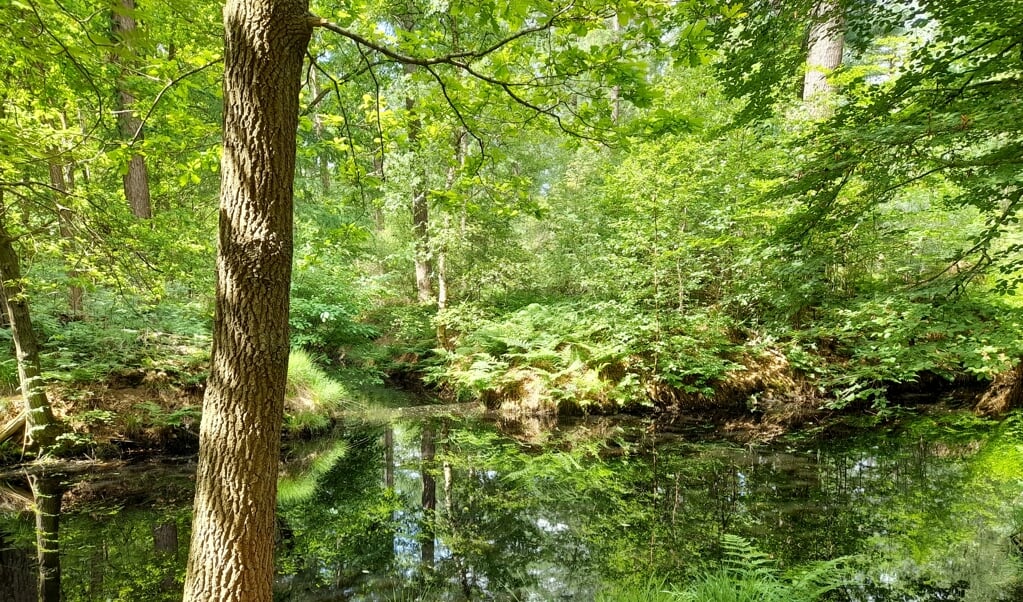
[676,535,851,602]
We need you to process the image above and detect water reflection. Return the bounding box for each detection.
[0,413,1021,601]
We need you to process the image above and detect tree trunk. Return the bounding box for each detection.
[310,69,331,195]
[0,533,37,602]
[803,0,844,116]
[609,14,621,124]
[29,475,63,602]
[111,0,154,219]
[153,521,178,592]
[48,147,83,320]
[402,56,432,303]
[419,424,436,571]
[0,200,57,453]
[182,1,310,601]
[384,426,394,489]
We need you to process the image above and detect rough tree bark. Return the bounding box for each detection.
[182,0,311,600]
[111,0,154,219]
[803,0,844,116]
[0,195,58,453]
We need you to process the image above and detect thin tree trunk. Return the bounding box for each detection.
[803,0,844,116]
[182,1,310,600]
[48,145,83,320]
[609,14,621,124]
[310,69,331,195]
[435,130,465,347]
[420,424,436,571]
[153,521,178,592]
[0,197,57,453]
[29,475,62,602]
[403,56,432,302]
[384,426,394,489]
[111,0,153,219]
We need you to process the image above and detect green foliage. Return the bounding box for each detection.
[793,296,1023,408]
[36,291,210,384]
[426,301,642,409]
[284,349,351,433]
[0,355,18,396]
[133,402,201,429]
[676,535,848,602]
[278,438,351,505]
[596,577,676,602]
[290,213,378,353]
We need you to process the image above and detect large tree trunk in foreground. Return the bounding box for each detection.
[0,203,57,453]
[111,0,154,219]
[803,0,844,116]
[182,1,310,600]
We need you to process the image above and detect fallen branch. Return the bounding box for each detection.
[0,412,26,447]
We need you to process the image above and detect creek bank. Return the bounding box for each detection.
[414,343,1012,444]
[0,339,1014,463]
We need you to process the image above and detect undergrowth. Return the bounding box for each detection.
[284,349,353,433]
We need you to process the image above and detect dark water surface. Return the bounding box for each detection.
[2,409,1022,601]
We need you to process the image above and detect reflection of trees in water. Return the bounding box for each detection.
[0,529,36,602]
[420,424,436,572]
[0,416,1016,601]
[0,474,65,602]
[0,467,191,602]
[274,426,397,598]
[29,475,63,602]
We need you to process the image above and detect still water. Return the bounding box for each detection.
[1,409,1022,601]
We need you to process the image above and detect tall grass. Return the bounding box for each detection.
[284,349,349,433]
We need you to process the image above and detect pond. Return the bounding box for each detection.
[1,408,1022,601]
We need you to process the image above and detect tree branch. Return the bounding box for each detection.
[131,58,221,145]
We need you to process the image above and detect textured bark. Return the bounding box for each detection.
[111,0,153,219]
[803,0,844,115]
[0,205,57,453]
[182,1,310,600]
[29,476,63,602]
